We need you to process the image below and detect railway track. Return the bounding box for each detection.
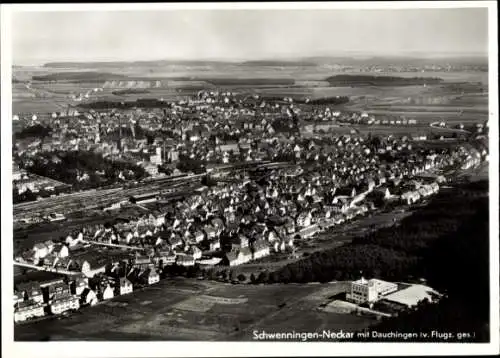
[14,162,291,220]
[14,175,204,219]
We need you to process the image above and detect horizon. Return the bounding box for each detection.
[12,8,489,66]
[13,52,490,68]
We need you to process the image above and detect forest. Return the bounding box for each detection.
[15,124,53,139]
[19,150,149,191]
[362,184,490,342]
[32,71,127,82]
[78,99,170,110]
[325,74,443,87]
[257,180,489,342]
[267,181,488,284]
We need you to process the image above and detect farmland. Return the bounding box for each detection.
[12,61,488,122]
[14,278,376,341]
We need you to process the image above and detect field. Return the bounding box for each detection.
[12,63,488,120]
[14,278,376,341]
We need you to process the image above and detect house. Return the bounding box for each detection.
[140,269,160,285]
[219,142,239,154]
[223,247,253,266]
[155,252,177,268]
[194,230,205,243]
[99,284,114,300]
[204,226,218,239]
[42,254,58,268]
[133,255,153,270]
[14,301,45,322]
[208,238,221,251]
[231,235,249,250]
[418,185,433,198]
[168,236,183,249]
[296,211,312,228]
[33,243,49,260]
[80,288,98,306]
[79,258,108,278]
[53,243,69,258]
[44,240,55,253]
[401,191,420,205]
[50,295,80,315]
[17,282,44,305]
[46,282,72,303]
[14,291,24,307]
[187,246,202,260]
[252,240,270,260]
[69,252,110,278]
[116,277,134,295]
[69,274,89,296]
[176,254,195,267]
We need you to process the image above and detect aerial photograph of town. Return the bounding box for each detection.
[3,2,497,354]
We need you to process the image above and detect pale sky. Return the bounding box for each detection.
[12,8,489,65]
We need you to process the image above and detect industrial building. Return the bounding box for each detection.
[346,277,398,305]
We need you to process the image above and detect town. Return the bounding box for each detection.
[12,87,489,323]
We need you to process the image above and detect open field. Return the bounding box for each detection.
[14,278,375,341]
[12,65,488,116]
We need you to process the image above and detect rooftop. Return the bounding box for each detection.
[383,284,441,308]
[14,270,66,287]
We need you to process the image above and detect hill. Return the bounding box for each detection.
[32,71,128,82]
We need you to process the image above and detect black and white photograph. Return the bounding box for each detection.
[1,2,498,357]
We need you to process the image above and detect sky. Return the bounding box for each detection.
[11,7,489,65]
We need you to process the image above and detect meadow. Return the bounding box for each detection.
[14,278,375,341]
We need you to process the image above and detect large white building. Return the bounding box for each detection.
[347,278,398,305]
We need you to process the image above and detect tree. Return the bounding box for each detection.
[237,274,246,282]
[250,273,256,284]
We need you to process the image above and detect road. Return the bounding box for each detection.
[429,121,471,134]
[82,240,146,251]
[13,261,80,276]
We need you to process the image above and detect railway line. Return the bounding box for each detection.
[14,174,204,219]
[14,162,293,220]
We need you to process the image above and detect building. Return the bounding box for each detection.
[14,291,24,307]
[176,254,195,267]
[50,295,80,315]
[33,243,50,260]
[16,282,44,305]
[143,162,159,176]
[80,288,98,306]
[168,150,179,163]
[99,284,115,300]
[382,284,441,308]
[68,274,89,296]
[46,282,72,304]
[14,301,45,322]
[347,278,398,305]
[72,254,109,278]
[252,240,270,260]
[140,269,160,285]
[223,247,253,266]
[116,277,133,295]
